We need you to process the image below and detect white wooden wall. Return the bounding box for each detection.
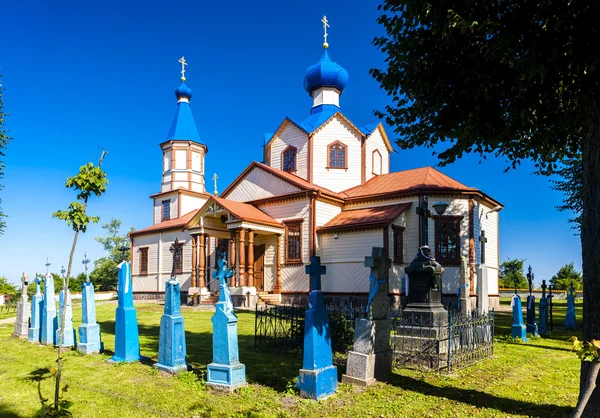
[475,201,500,296]
[364,128,390,182]
[269,123,309,179]
[225,166,301,202]
[179,194,208,217]
[312,116,362,192]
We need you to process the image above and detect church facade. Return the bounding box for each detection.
[130,46,503,309]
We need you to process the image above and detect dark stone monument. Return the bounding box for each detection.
[525,265,538,336]
[564,281,576,330]
[538,280,549,336]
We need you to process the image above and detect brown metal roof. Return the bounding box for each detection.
[212,196,282,227]
[318,203,412,234]
[340,167,476,199]
[130,209,200,237]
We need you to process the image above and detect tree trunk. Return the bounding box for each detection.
[577,98,600,417]
[53,227,79,410]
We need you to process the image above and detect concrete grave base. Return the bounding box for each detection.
[77,323,103,354]
[206,361,247,391]
[299,365,338,400]
[153,362,189,375]
[13,300,30,338]
[342,350,393,386]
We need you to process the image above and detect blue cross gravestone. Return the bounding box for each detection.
[154,239,189,374]
[564,281,577,330]
[40,270,58,346]
[109,260,141,363]
[525,266,538,337]
[511,275,528,341]
[28,274,43,343]
[538,280,549,336]
[298,256,337,400]
[13,273,31,338]
[342,247,392,386]
[206,258,246,391]
[56,266,76,347]
[78,253,103,354]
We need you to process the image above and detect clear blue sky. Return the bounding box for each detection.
[0,0,581,286]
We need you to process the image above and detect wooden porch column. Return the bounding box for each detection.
[239,229,246,286]
[191,234,198,287]
[247,230,254,287]
[199,233,206,288]
[273,234,282,294]
[229,233,236,287]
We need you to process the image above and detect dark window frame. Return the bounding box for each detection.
[434,215,463,265]
[174,242,184,274]
[327,140,347,169]
[162,199,171,221]
[282,145,297,173]
[392,225,405,264]
[372,149,383,176]
[283,219,303,264]
[139,247,149,275]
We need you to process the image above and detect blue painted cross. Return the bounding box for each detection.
[305,256,326,291]
[213,258,234,286]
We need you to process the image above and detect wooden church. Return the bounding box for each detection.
[130,38,503,309]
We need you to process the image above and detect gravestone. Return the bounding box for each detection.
[155,240,189,374]
[342,247,392,387]
[109,261,141,363]
[13,273,31,338]
[206,258,246,391]
[525,266,538,336]
[40,273,57,346]
[28,274,43,343]
[55,281,77,347]
[564,282,576,330]
[477,264,489,315]
[457,256,470,317]
[299,256,337,400]
[538,280,549,336]
[511,295,528,341]
[78,255,103,354]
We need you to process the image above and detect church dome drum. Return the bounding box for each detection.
[303,50,349,95]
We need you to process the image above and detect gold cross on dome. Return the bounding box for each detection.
[212,173,218,196]
[178,56,188,81]
[321,15,330,49]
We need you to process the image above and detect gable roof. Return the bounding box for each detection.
[221,161,342,201]
[318,203,412,234]
[185,195,282,229]
[130,209,200,237]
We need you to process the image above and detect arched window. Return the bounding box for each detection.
[328,141,347,169]
[372,150,382,176]
[282,146,297,172]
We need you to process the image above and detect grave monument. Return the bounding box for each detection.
[40,262,57,346]
[206,258,246,391]
[299,256,337,400]
[457,256,470,317]
[78,253,103,354]
[28,274,43,343]
[538,280,549,336]
[55,266,76,347]
[109,259,141,363]
[564,281,576,330]
[155,239,189,374]
[525,265,538,336]
[511,275,528,341]
[342,247,392,386]
[13,273,31,338]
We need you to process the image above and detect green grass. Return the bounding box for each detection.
[0,300,582,417]
[0,306,17,320]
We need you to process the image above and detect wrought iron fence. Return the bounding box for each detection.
[446,310,495,372]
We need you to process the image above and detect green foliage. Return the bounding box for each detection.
[371,1,596,169]
[64,163,108,201]
[0,276,17,295]
[94,219,133,264]
[571,337,600,362]
[551,262,583,291]
[89,257,118,291]
[499,259,528,289]
[52,202,100,233]
[0,74,11,235]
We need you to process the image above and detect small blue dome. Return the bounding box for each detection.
[174,82,192,100]
[303,50,349,94]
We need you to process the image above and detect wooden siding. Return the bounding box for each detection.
[153,193,179,224]
[225,166,302,202]
[269,123,309,180]
[312,116,363,192]
[179,194,208,216]
[475,201,500,295]
[315,201,342,227]
[365,128,390,182]
[322,262,371,293]
[320,229,383,262]
[281,266,309,292]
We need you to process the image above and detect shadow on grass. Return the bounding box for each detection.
[388,373,572,418]
[504,341,573,352]
[494,311,582,343]
[0,404,22,418]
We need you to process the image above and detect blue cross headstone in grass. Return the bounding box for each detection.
[298,256,337,400]
[564,281,576,330]
[525,265,538,337]
[40,271,57,346]
[538,280,549,336]
[511,275,528,342]
[28,274,43,343]
[78,253,103,354]
[154,238,189,374]
[206,257,246,391]
[55,269,76,348]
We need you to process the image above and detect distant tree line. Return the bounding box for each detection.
[499,259,583,291]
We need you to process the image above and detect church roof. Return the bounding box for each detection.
[130,209,200,237]
[165,81,203,144]
[318,203,412,234]
[303,49,349,94]
[211,196,282,227]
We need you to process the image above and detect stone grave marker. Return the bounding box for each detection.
[538,280,549,336]
[78,253,103,354]
[525,266,538,336]
[56,273,76,347]
[511,275,528,341]
[109,261,141,363]
[28,274,43,343]
[40,272,57,346]
[564,282,576,330]
[13,273,31,338]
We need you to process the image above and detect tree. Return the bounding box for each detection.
[551,262,583,291]
[0,74,12,234]
[0,276,17,295]
[52,154,107,412]
[91,219,133,291]
[499,259,528,289]
[372,2,600,415]
[90,257,118,291]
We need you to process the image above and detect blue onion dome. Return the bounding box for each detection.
[303,49,349,94]
[174,81,192,101]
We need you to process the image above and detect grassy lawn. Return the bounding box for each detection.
[0,300,582,417]
[0,306,18,320]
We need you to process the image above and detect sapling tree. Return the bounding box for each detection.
[51,152,107,412]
